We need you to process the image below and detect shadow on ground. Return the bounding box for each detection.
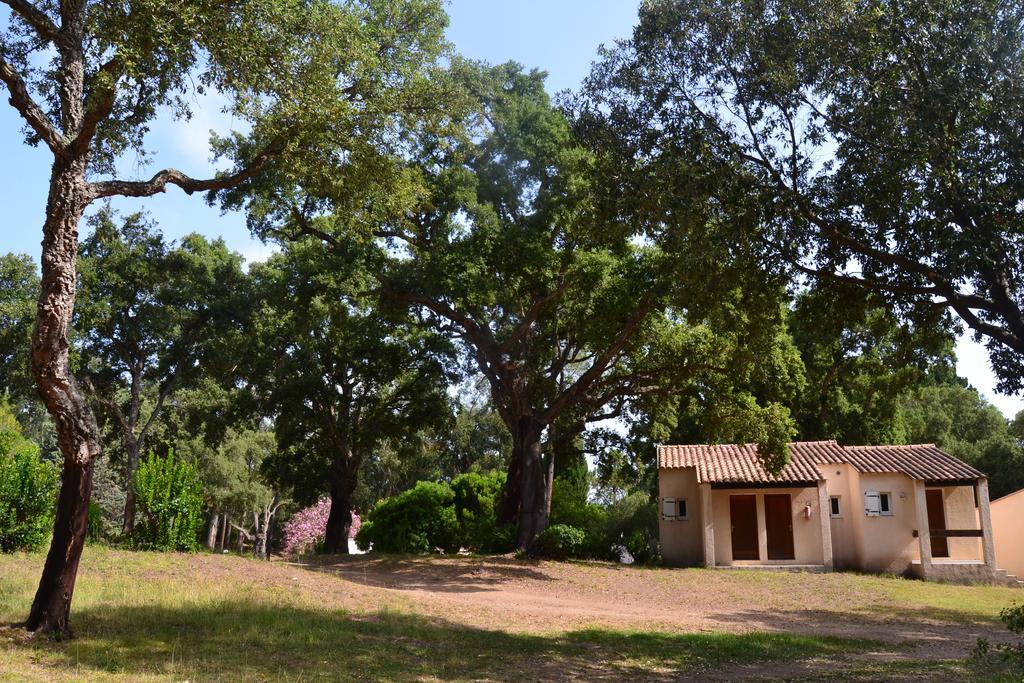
[3,601,878,681]
[291,553,555,593]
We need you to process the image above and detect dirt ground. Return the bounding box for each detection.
[237,553,1012,663]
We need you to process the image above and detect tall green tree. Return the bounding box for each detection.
[76,211,248,535]
[246,241,453,553]
[586,0,1024,392]
[366,65,795,549]
[788,285,956,444]
[0,0,449,633]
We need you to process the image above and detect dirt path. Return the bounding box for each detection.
[273,554,1010,662]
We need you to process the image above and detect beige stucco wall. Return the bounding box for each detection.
[658,467,703,566]
[710,486,824,566]
[818,463,859,569]
[992,489,1024,578]
[853,472,920,573]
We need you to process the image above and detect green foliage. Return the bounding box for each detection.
[591,0,1024,392]
[0,403,58,552]
[604,492,660,565]
[451,472,513,553]
[535,524,587,561]
[0,254,39,409]
[132,451,204,552]
[247,240,453,513]
[87,501,104,544]
[902,384,1024,499]
[355,481,461,554]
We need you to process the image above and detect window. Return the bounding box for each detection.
[879,492,892,516]
[829,496,842,518]
[661,497,688,521]
[864,491,894,517]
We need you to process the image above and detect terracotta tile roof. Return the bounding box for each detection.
[657,441,983,484]
[838,444,984,481]
[657,442,832,484]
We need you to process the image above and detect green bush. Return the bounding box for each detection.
[970,603,1024,678]
[87,500,104,543]
[132,450,203,551]
[0,405,58,552]
[535,524,587,560]
[356,481,461,554]
[451,471,514,553]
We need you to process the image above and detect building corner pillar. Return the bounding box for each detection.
[817,481,833,570]
[913,479,933,579]
[701,483,715,568]
[977,478,997,570]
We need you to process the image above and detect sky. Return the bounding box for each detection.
[0,0,1021,418]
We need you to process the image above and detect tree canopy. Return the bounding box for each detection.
[583,0,1024,391]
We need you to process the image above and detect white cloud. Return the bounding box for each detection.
[955,333,1024,418]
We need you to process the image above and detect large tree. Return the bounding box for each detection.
[588,0,1024,392]
[246,241,453,553]
[0,0,448,634]
[76,211,248,534]
[267,64,796,549]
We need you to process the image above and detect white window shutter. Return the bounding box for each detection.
[662,497,676,520]
[864,491,881,516]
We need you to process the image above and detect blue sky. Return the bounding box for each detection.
[0,0,1020,417]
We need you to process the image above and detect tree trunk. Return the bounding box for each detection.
[121,438,140,535]
[26,157,101,636]
[327,456,364,552]
[206,510,220,550]
[219,513,230,551]
[511,418,550,552]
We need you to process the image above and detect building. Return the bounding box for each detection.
[657,440,1020,584]
[991,488,1024,580]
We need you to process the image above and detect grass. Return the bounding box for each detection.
[0,547,1014,681]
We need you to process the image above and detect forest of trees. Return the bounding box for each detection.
[1,0,1023,636]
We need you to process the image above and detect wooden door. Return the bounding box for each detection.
[925,489,949,558]
[764,494,796,560]
[730,495,759,561]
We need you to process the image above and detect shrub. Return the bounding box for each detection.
[132,450,203,551]
[356,481,460,554]
[970,603,1024,678]
[0,417,58,552]
[451,471,513,553]
[535,524,587,560]
[281,498,331,555]
[87,500,104,543]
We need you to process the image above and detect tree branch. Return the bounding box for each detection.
[87,145,280,200]
[1,0,63,46]
[70,55,121,155]
[0,54,66,155]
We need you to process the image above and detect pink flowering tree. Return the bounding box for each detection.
[282,499,361,555]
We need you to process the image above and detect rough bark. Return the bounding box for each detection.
[25,157,102,636]
[495,411,555,551]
